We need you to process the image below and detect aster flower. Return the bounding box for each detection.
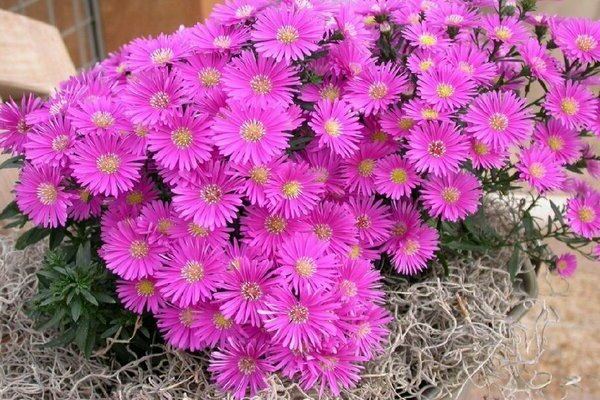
[156,305,202,351]
[100,220,166,280]
[15,164,73,228]
[71,134,145,197]
[468,137,508,170]
[68,188,103,222]
[407,51,444,75]
[302,144,346,198]
[137,200,175,241]
[0,94,42,154]
[566,196,600,239]
[113,176,160,213]
[172,160,243,229]
[116,277,164,314]
[402,22,450,51]
[234,156,286,207]
[304,201,358,256]
[328,40,374,78]
[342,305,391,359]
[189,19,250,53]
[336,258,384,307]
[544,81,598,130]
[175,53,227,99]
[421,171,482,222]
[555,253,577,278]
[194,302,247,347]
[170,215,231,248]
[127,33,189,72]
[390,224,439,275]
[533,120,583,165]
[404,98,453,124]
[147,107,213,171]
[278,233,339,294]
[332,4,373,46]
[516,146,566,193]
[260,287,340,351]
[418,65,476,111]
[24,116,74,167]
[381,200,422,253]
[464,91,533,150]
[223,51,300,109]
[342,143,391,196]
[406,120,469,177]
[212,101,293,164]
[300,76,346,103]
[347,196,392,246]
[264,160,324,219]
[209,338,275,400]
[425,1,479,31]
[124,68,188,126]
[443,43,498,87]
[214,258,277,326]
[211,0,267,25]
[379,106,416,138]
[554,18,600,64]
[252,6,323,63]
[373,154,422,200]
[346,63,407,117]
[308,100,363,158]
[519,38,563,87]
[68,97,127,135]
[482,15,530,45]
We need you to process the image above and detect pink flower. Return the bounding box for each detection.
[566,196,600,239]
[468,137,508,170]
[302,144,346,198]
[554,18,600,64]
[347,196,392,246]
[390,224,439,275]
[335,258,384,307]
[127,33,190,72]
[212,101,293,164]
[544,81,598,130]
[116,277,164,314]
[516,146,566,193]
[211,0,268,25]
[15,164,73,228]
[374,154,422,200]
[309,100,363,158]
[24,116,74,167]
[519,38,563,87]
[406,120,469,177]
[418,65,476,111]
[533,119,583,165]
[156,305,202,351]
[346,63,407,116]
[175,53,227,98]
[555,253,577,278]
[421,171,483,222]
[252,6,323,62]
[425,1,479,31]
[189,19,250,53]
[300,76,346,103]
[194,302,246,347]
[482,15,530,45]
[234,156,285,207]
[68,188,103,222]
[137,200,175,241]
[170,215,231,248]
[379,106,416,138]
[341,305,391,359]
[403,22,450,51]
[304,201,358,256]
[342,143,391,196]
[0,94,43,154]
[444,43,498,87]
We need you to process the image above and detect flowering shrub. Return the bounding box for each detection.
[1,0,600,397]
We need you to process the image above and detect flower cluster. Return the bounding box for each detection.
[2,0,600,397]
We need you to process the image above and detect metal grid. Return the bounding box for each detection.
[6,0,104,69]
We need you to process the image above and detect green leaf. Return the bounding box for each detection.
[549,200,564,224]
[445,241,489,252]
[94,292,116,304]
[70,298,82,322]
[0,155,24,169]
[75,242,91,267]
[523,214,536,240]
[0,200,20,220]
[81,289,99,306]
[49,229,66,250]
[15,227,50,250]
[44,327,76,348]
[37,308,65,331]
[75,317,90,351]
[508,246,520,282]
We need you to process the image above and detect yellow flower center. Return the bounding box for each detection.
[403,239,420,255]
[363,15,376,26]
[96,153,121,174]
[419,34,437,47]
[288,304,309,324]
[240,119,266,142]
[37,182,58,205]
[358,159,376,177]
[356,322,372,338]
[446,14,464,26]
[576,34,597,52]
[265,215,287,234]
[313,223,333,240]
[200,184,223,204]
[320,356,339,371]
[578,206,595,223]
[392,222,407,237]
[282,180,302,198]
[458,61,475,75]
[150,48,173,64]
[422,108,438,120]
[436,83,455,99]
[16,119,29,134]
[91,111,115,128]
[235,5,255,18]
[276,25,300,44]
[241,282,263,300]
[372,130,388,142]
[323,118,342,137]
[126,190,144,205]
[48,134,69,152]
[348,244,362,260]
[560,98,579,116]
[419,60,434,72]
[181,261,205,283]
[427,140,446,157]
[237,357,257,375]
[188,223,209,237]
[199,67,221,88]
[390,168,408,184]
[494,26,513,41]
[489,113,509,132]
[312,167,329,183]
[473,141,489,156]
[528,162,546,179]
[441,187,461,204]
[340,279,358,297]
[129,240,149,258]
[557,260,567,270]
[136,279,155,296]
[179,308,195,327]
[295,257,316,278]
[319,85,340,101]
[547,135,564,151]
[213,35,232,49]
[249,165,269,184]
[368,82,388,100]
[149,91,170,109]
[398,117,415,131]
[157,218,172,235]
[79,189,91,203]
[213,312,233,329]
[250,74,273,95]
[171,127,194,148]
[356,214,371,229]
[135,125,148,137]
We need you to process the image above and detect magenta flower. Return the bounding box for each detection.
[264,160,323,219]
[533,119,583,165]
[223,51,300,109]
[566,196,600,239]
[71,134,145,197]
[175,53,227,98]
[421,171,483,222]
[156,305,202,351]
[172,161,243,229]
[404,98,453,124]
[189,19,250,53]
[137,200,175,242]
[261,287,340,351]
[116,277,164,314]
[193,302,246,347]
[379,106,415,138]
[342,143,391,196]
[234,156,285,207]
[100,220,166,280]
[374,154,422,200]
[464,91,533,151]
[482,15,530,45]
[516,146,565,193]
[519,38,563,87]
[418,65,476,111]
[212,101,293,164]
[544,81,598,130]
[308,100,363,158]
[170,215,231,249]
[346,63,407,116]
[211,0,268,25]
[341,305,391,359]
[403,22,450,51]
[278,233,339,294]
[425,1,479,31]
[68,188,103,222]
[208,338,275,400]
[554,18,600,64]
[444,43,498,87]
[214,257,277,326]
[300,76,346,103]
[155,238,224,307]
[336,258,384,307]
[113,176,160,213]
[69,96,127,137]
[15,164,73,228]
[406,120,469,177]
[304,201,358,256]
[347,196,392,246]
[24,116,74,167]
[391,224,439,275]
[0,94,42,154]
[555,253,577,278]
[127,33,190,72]
[468,137,507,170]
[302,144,346,197]
[252,6,323,62]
